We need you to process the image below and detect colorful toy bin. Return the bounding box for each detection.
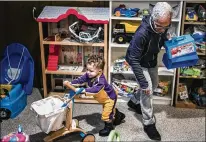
[163,35,199,69]
[0,84,27,120]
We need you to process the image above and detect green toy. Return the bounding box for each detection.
[180,67,201,77]
[107,130,120,142]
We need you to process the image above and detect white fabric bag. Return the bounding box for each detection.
[30,96,67,134]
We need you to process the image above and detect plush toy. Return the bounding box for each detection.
[186,8,198,21]
[191,87,206,107]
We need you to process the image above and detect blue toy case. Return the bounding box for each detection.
[0,84,27,119]
[163,35,199,69]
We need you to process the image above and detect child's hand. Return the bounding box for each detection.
[63,80,70,86]
[75,88,85,94]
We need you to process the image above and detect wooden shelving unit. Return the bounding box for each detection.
[42,40,105,47]
[108,1,183,105]
[175,1,206,108]
[37,6,109,99]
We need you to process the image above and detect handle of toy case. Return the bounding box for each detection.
[172,36,185,43]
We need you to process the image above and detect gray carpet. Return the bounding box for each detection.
[1,88,205,141]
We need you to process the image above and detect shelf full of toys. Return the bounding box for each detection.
[175,1,206,109]
[108,1,183,106]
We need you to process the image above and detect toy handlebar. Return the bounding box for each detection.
[61,83,85,107]
[64,82,77,92]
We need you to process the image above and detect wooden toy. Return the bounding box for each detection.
[42,83,95,142]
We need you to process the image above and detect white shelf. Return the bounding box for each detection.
[172,18,180,22]
[111,42,130,48]
[109,1,183,106]
[158,67,175,76]
[110,65,133,74]
[117,94,172,105]
[111,16,180,22]
[111,66,175,76]
[153,95,172,101]
[111,16,142,21]
[153,95,172,105]
[111,42,167,51]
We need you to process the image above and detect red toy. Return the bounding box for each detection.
[47,45,60,71]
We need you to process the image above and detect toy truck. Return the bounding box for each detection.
[113,21,140,44]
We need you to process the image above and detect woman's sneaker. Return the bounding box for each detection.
[127,100,142,114]
[144,124,161,141]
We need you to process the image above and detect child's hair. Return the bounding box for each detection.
[87,55,105,70]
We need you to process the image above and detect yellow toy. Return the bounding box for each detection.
[113,21,140,44]
[0,84,12,99]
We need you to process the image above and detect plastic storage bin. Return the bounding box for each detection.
[30,95,67,134]
[163,35,199,69]
[0,84,27,119]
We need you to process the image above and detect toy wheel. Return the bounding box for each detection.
[115,11,121,17]
[115,34,127,44]
[0,108,11,120]
[81,134,95,142]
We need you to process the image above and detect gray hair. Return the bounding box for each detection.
[151,2,173,21]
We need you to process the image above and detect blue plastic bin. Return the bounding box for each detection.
[163,35,199,69]
[0,84,27,119]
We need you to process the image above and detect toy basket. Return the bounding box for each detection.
[30,95,67,134]
[163,35,199,69]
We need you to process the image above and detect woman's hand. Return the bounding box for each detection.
[142,88,151,95]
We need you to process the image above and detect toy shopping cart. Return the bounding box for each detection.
[163,35,199,69]
[30,83,95,142]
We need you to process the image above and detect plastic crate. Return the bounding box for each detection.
[163,35,199,69]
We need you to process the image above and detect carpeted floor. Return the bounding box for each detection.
[1,88,205,141]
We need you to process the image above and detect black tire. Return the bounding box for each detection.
[0,108,11,120]
[115,34,127,44]
[81,133,95,142]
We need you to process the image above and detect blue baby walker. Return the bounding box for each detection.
[163,35,199,69]
[0,43,34,120]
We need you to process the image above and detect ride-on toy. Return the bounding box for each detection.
[0,84,27,120]
[31,83,95,142]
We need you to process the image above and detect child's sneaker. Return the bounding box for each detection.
[99,122,114,136]
[113,108,125,125]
